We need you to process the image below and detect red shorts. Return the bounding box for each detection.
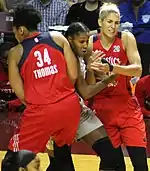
[92,96,147,148]
[8,94,80,153]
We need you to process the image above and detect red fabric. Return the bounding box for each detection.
[21,35,75,105]
[93,33,131,98]
[9,94,80,153]
[90,33,146,148]
[135,75,150,116]
[93,96,146,148]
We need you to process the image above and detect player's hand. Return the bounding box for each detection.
[87,50,105,71]
[144,97,150,111]
[90,62,110,73]
[15,104,26,113]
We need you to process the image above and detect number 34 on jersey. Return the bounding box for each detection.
[33,48,58,79]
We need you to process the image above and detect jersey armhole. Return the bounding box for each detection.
[45,32,64,54]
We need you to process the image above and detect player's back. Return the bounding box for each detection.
[19,32,75,105]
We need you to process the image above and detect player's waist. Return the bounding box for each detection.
[93,92,131,101]
[25,90,77,105]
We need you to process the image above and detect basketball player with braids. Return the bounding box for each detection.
[86,2,148,171]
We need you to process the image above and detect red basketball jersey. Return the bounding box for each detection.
[93,32,131,99]
[19,32,75,105]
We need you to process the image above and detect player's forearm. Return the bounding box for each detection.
[82,74,117,100]
[113,64,142,77]
[9,81,25,105]
[14,90,25,105]
[86,70,96,85]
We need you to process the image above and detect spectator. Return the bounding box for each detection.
[135,73,150,117]
[0,0,7,11]
[119,0,150,76]
[1,0,31,10]
[66,0,102,31]
[135,71,150,156]
[29,0,70,32]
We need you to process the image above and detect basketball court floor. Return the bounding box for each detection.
[0,151,150,171]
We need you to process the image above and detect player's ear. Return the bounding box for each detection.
[98,18,102,27]
[18,26,25,36]
[67,36,73,44]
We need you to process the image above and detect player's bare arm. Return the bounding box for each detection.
[85,35,97,85]
[76,67,117,100]
[8,44,25,104]
[112,31,142,77]
[50,31,78,84]
[91,32,142,77]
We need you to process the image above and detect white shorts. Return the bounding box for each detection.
[77,113,103,139]
[76,98,103,139]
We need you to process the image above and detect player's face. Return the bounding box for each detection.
[69,33,90,57]
[100,12,120,39]
[25,156,41,171]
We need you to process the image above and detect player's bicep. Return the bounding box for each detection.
[63,39,78,84]
[125,32,141,66]
[76,72,88,97]
[8,49,25,102]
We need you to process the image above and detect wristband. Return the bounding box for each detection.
[101,58,114,72]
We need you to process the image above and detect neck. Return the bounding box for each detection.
[25,31,39,39]
[100,32,116,48]
[85,1,98,11]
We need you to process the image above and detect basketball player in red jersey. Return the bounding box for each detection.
[1,5,81,171]
[86,3,148,171]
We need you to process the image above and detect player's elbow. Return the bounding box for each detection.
[82,95,89,100]
[81,91,92,100]
[69,73,78,84]
[134,65,142,77]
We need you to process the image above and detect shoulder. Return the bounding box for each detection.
[121,31,136,49]
[9,44,23,54]
[49,31,68,48]
[49,31,65,40]
[8,44,23,64]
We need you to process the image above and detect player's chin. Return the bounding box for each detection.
[107,32,117,39]
[81,51,87,57]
